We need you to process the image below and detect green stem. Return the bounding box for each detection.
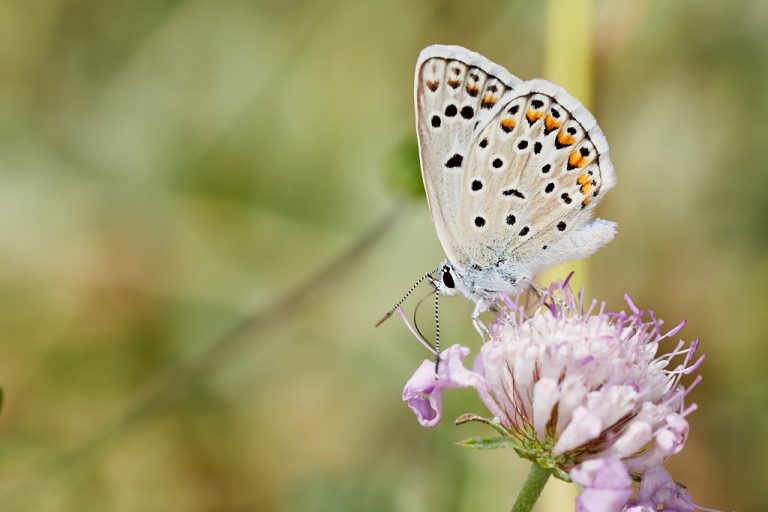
[511,463,552,512]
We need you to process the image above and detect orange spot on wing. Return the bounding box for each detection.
[500,118,516,132]
[577,173,595,194]
[465,84,480,97]
[544,114,561,134]
[526,110,543,124]
[480,95,497,108]
[568,151,587,169]
[447,79,461,89]
[582,197,591,207]
[557,130,576,148]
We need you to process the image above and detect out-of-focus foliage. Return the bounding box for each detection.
[0,0,764,511]
[384,137,423,200]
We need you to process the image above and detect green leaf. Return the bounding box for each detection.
[457,436,520,450]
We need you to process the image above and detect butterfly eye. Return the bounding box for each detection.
[442,268,455,289]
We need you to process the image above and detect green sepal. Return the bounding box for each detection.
[454,413,510,437]
[551,467,572,482]
[457,436,521,451]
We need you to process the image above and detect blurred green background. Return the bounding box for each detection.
[0,0,764,510]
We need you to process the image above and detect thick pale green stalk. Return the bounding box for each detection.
[540,0,593,292]
[538,4,592,507]
[544,0,593,105]
[511,464,553,512]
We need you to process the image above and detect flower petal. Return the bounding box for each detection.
[613,421,653,458]
[402,344,484,427]
[553,406,603,455]
[533,377,559,440]
[626,465,697,512]
[555,375,588,435]
[571,456,632,512]
[586,385,638,428]
[623,415,688,472]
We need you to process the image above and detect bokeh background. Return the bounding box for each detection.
[0,0,765,510]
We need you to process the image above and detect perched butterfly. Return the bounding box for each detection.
[378,45,617,359]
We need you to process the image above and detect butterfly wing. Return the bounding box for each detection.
[455,79,617,278]
[415,45,522,267]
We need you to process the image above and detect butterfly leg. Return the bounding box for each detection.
[471,298,491,341]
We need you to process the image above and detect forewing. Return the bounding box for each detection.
[415,45,522,266]
[456,79,617,272]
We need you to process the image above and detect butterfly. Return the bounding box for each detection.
[378,45,617,360]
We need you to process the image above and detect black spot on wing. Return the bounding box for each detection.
[502,189,525,199]
[445,154,463,168]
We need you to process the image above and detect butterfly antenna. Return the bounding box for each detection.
[433,290,441,377]
[375,271,435,327]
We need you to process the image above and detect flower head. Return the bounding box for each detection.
[400,277,715,512]
[402,278,703,475]
[472,279,703,473]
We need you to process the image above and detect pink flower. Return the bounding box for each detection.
[469,280,702,473]
[401,278,708,510]
[571,457,632,512]
[573,460,718,512]
[402,344,485,427]
[624,465,698,512]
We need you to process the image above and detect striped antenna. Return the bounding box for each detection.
[375,270,435,327]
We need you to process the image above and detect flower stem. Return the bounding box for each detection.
[511,463,552,512]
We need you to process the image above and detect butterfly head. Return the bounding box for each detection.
[432,262,463,297]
